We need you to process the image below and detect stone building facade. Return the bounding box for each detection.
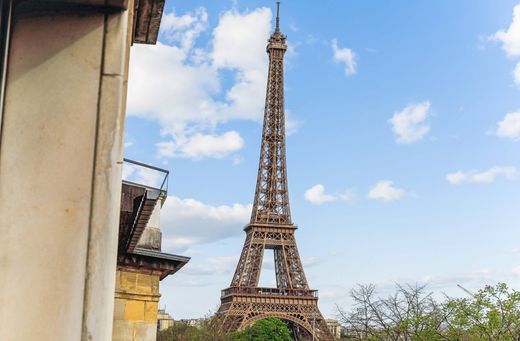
[326,319,342,339]
[113,165,189,341]
[157,309,175,331]
[0,1,187,341]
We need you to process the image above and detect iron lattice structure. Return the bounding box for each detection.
[218,4,335,340]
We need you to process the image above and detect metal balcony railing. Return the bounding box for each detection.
[122,158,169,197]
[221,287,318,299]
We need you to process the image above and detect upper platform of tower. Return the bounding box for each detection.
[267,1,287,53]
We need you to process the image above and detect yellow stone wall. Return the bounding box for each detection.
[113,270,161,341]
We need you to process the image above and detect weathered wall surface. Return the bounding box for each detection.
[136,201,163,250]
[0,2,132,340]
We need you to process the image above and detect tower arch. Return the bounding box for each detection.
[241,314,314,336]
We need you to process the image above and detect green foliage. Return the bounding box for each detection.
[156,315,229,341]
[157,317,292,341]
[443,283,520,340]
[156,323,202,341]
[229,318,292,341]
[338,283,520,341]
[159,284,520,341]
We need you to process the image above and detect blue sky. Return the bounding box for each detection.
[124,1,520,319]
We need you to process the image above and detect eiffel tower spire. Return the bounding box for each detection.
[250,0,291,225]
[275,1,281,32]
[218,3,335,340]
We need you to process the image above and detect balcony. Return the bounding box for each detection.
[122,158,169,200]
[118,158,190,279]
[221,287,318,299]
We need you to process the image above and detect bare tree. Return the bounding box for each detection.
[337,283,447,341]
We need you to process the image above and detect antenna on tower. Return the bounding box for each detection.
[276,1,281,32]
[457,284,475,298]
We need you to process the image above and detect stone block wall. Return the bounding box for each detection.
[113,270,161,341]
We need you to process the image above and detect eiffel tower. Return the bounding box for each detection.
[217,3,335,340]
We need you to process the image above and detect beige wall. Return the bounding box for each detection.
[0,2,132,340]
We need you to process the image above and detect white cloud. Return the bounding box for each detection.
[161,196,252,251]
[514,62,520,86]
[367,268,520,299]
[122,163,164,188]
[415,267,520,292]
[496,111,520,140]
[389,101,432,144]
[285,110,303,136]
[156,131,244,159]
[491,4,520,57]
[127,42,221,139]
[302,256,323,267]
[339,189,356,202]
[419,269,495,290]
[212,8,271,122]
[127,7,281,160]
[184,256,238,276]
[304,184,335,204]
[332,39,357,76]
[446,166,517,185]
[212,9,270,72]
[318,285,349,300]
[491,5,520,88]
[367,180,406,202]
[161,7,209,51]
[232,155,244,165]
[183,254,322,279]
[489,5,520,143]
[304,184,354,205]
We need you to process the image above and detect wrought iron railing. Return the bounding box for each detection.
[221,287,318,298]
[122,158,169,196]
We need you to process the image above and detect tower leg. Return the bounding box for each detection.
[217,299,336,340]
